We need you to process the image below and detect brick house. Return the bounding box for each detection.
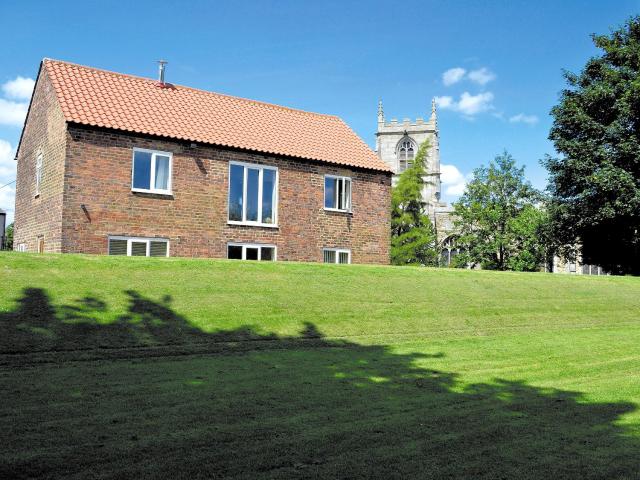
[13,59,392,264]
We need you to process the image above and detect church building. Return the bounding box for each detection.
[375,99,455,243]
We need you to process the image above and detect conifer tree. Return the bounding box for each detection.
[390,141,438,265]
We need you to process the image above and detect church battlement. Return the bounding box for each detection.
[379,116,436,131]
[377,99,438,133]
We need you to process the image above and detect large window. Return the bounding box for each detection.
[323,248,351,264]
[324,175,351,211]
[227,243,276,261]
[131,148,172,194]
[35,152,43,196]
[440,236,463,267]
[397,138,415,172]
[228,162,278,226]
[108,236,169,257]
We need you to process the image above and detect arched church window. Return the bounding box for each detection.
[397,137,416,172]
[440,236,463,267]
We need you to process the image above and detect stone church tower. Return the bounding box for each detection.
[375,99,454,238]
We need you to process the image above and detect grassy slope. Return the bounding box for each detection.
[1,252,639,479]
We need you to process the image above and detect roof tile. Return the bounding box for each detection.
[44,60,390,172]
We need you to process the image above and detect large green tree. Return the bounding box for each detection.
[544,17,640,275]
[5,222,13,250]
[390,141,438,266]
[453,152,545,271]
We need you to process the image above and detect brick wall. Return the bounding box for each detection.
[62,126,391,264]
[13,67,67,252]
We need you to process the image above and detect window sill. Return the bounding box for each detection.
[324,208,352,214]
[227,221,279,229]
[131,188,173,196]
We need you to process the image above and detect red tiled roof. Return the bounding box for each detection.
[42,59,391,172]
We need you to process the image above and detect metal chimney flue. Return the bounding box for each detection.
[157,60,168,85]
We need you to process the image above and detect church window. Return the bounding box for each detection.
[440,236,463,267]
[397,138,416,172]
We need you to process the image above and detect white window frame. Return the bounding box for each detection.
[227,242,277,261]
[323,248,351,264]
[16,243,27,252]
[131,148,173,195]
[107,236,170,257]
[35,152,43,196]
[324,175,352,212]
[227,161,279,228]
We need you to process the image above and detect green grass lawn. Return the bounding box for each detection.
[1,252,639,479]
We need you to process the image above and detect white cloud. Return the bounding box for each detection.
[0,184,15,224]
[457,92,494,115]
[0,139,16,224]
[0,98,28,126]
[441,164,469,197]
[509,113,539,125]
[0,141,15,221]
[434,95,453,109]
[436,91,495,117]
[442,67,466,86]
[467,67,496,86]
[0,139,16,178]
[2,76,35,100]
[441,67,495,87]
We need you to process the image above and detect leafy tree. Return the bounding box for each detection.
[4,222,13,250]
[453,152,543,270]
[544,17,640,275]
[506,205,553,272]
[390,141,438,265]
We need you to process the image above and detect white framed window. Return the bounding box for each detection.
[228,161,278,227]
[324,175,351,211]
[108,236,170,257]
[35,152,43,196]
[16,243,27,252]
[323,248,351,264]
[131,148,173,195]
[227,242,276,261]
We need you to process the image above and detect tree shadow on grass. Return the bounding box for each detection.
[0,288,639,479]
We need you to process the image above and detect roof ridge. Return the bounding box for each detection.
[43,58,340,120]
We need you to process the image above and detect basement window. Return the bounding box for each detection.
[324,175,351,211]
[323,248,351,264]
[108,236,169,257]
[227,243,276,261]
[131,148,172,195]
[228,162,278,226]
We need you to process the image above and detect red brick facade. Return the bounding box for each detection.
[15,74,391,264]
[13,68,67,253]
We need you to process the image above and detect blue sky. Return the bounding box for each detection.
[0,0,638,223]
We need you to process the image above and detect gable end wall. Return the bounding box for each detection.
[13,67,68,252]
